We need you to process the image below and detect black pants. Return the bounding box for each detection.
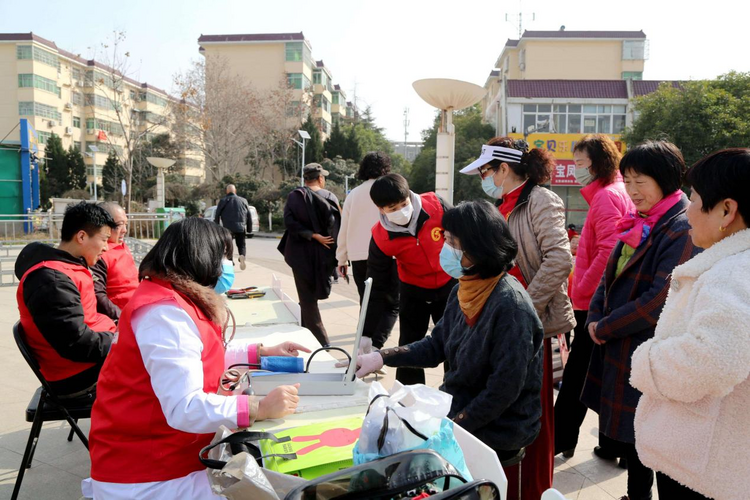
[622,442,654,500]
[233,231,246,257]
[292,269,329,346]
[353,260,399,349]
[656,472,711,500]
[554,309,595,454]
[396,281,454,385]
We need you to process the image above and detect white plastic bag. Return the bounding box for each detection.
[358,381,452,456]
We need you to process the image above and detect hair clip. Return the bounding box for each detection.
[514,139,529,152]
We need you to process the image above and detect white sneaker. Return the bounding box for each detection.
[239,255,246,270]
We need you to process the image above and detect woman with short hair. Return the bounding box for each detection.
[631,148,750,500]
[86,218,308,499]
[353,200,544,500]
[581,140,701,500]
[555,134,634,460]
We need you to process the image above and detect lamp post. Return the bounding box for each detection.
[297,129,311,186]
[87,145,99,201]
[146,157,176,208]
[413,79,486,204]
[344,174,355,195]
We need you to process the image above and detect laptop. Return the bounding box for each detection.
[248,278,372,396]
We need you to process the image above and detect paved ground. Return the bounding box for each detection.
[0,237,652,499]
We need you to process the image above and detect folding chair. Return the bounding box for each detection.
[11,322,93,500]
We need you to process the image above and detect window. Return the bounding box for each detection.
[17,45,60,69]
[74,141,81,151]
[332,92,341,105]
[286,101,302,117]
[285,42,303,62]
[144,92,168,107]
[622,71,643,80]
[85,93,120,111]
[287,73,311,90]
[18,74,61,97]
[73,116,81,128]
[85,70,118,90]
[71,68,81,81]
[524,103,626,135]
[85,118,125,136]
[613,114,627,134]
[18,101,61,121]
[318,118,330,135]
[622,41,645,60]
[71,91,83,105]
[317,95,331,113]
[37,131,51,145]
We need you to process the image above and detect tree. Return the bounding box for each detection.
[623,72,750,166]
[301,114,323,164]
[43,133,69,197]
[323,122,348,159]
[409,104,495,203]
[101,150,123,200]
[67,145,87,190]
[344,125,362,162]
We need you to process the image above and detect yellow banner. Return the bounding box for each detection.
[508,133,625,160]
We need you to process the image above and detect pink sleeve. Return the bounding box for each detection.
[236,395,259,428]
[224,341,262,369]
[247,343,260,365]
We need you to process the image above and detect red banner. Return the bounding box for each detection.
[551,160,580,186]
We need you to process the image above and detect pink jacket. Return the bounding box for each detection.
[570,173,634,310]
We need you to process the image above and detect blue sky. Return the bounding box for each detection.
[2,0,748,142]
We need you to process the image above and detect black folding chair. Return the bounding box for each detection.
[11,322,93,500]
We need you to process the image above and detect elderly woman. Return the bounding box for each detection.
[86,218,308,500]
[630,148,750,500]
[555,134,634,460]
[581,141,701,500]
[353,200,544,500]
[460,136,575,498]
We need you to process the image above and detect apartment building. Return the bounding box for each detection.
[197,32,349,142]
[479,29,682,226]
[0,32,204,192]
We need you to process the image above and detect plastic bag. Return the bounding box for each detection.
[353,382,472,481]
[204,426,306,500]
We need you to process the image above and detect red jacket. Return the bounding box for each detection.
[16,243,116,394]
[90,278,225,483]
[571,174,634,310]
[370,192,452,290]
[91,241,139,320]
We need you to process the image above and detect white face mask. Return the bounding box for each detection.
[385,203,414,226]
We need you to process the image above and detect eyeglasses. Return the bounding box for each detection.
[477,165,497,178]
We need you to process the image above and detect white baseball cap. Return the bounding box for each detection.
[460,145,524,175]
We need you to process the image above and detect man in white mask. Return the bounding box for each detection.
[365,174,455,385]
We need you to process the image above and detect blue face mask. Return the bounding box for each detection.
[440,243,466,279]
[215,259,235,294]
[481,175,504,199]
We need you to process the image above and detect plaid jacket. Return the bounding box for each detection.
[580,195,701,443]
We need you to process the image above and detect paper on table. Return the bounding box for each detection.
[294,380,370,414]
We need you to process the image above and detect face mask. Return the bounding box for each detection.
[574,167,594,186]
[214,259,235,295]
[481,174,504,199]
[385,203,414,226]
[439,243,466,279]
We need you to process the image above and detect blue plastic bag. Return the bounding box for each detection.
[353,417,472,481]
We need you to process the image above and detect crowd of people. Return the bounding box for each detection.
[12,134,750,500]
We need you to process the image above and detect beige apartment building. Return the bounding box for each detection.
[197,32,351,142]
[0,32,204,192]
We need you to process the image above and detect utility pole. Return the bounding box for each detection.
[403,107,410,158]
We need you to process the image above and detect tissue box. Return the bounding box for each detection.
[260,417,364,479]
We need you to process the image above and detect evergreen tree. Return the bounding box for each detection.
[344,125,362,162]
[323,122,348,159]
[301,114,323,164]
[101,151,123,199]
[43,133,70,197]
[67,145,87,190]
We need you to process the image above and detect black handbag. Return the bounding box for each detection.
[283,449,467,500]
[199,430,297,470]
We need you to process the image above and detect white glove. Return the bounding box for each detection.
[358,336,373,355]
[335,351,384,378]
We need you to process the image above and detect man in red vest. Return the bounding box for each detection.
[366,174,455,385]
[92,202,139,322]
[15,201,118,398]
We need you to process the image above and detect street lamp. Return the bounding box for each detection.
[344,174,355,195]
[86,145,99,201]
[146,157,176,208]
[413,79,486,204]
[294,129,311,186]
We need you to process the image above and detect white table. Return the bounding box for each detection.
[227,275,301,327]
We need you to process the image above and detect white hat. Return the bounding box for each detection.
[459,145,524,175]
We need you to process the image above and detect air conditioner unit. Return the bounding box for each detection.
[64,126,73,135]
[47,120,57,128]
[86,129,95,135]
[64,102,73,110]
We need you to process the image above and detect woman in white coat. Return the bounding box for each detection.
[631,148,750,500]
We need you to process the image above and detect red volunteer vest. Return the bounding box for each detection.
[89,278,225,483]
[372,192,452,289]
[100,241,139,309]
[17,261,116,382]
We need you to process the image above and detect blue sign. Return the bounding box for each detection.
[19,119,40,232]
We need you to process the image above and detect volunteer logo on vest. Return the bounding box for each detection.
[431,227,444,242]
